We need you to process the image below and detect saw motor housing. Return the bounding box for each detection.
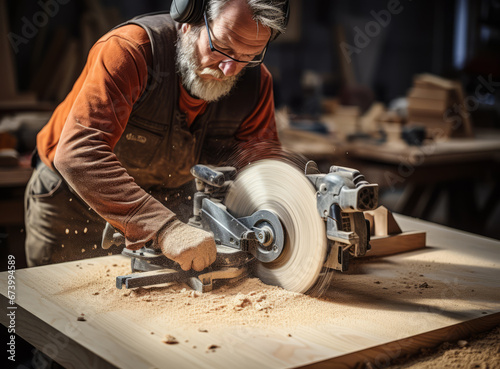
[188,161,378,273]
[305,161,379,272]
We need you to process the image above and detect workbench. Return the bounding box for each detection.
[1,214,499,369]
[341,132,500,238]
[282,128,500,238]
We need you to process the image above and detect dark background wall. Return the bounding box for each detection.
[3,0,500,243]
[6,0,500,125]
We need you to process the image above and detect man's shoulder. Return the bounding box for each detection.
[98,24,151,48]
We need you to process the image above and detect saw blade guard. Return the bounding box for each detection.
[225,159,327,294]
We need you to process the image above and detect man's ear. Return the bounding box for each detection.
[181,23,191,34]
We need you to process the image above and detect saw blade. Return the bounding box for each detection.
[225,159,327,293]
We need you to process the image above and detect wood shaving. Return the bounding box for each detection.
[162,335,178,345]
[206,344,220,353]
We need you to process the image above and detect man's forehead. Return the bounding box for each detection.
[211,0,271,46]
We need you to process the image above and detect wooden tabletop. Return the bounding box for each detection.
[1,215,499,369]
[0,167,33,187]
[342,133,500,166]
[280,127,500,167]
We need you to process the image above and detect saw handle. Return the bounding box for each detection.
[190,165,225,187]
[191,165,237,188]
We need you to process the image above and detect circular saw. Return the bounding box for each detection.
[224,160,327,293]
[110,159,378,295]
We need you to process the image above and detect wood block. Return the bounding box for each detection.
[408,74,473,139]
[363,207,425,258]
[414,73,456,90]
[333,105,360,139]
[364,206,402,236]
[377,110,403,124]
[360,102,385,133]
[407,96,449,113]
[280,128,337,161]
[0,167,33,186]
[381,122,405,144]
[407,118,453,140]
[367,230,426,257]
[408,86,449,100]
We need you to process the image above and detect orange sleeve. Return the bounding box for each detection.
[37,25,152,168]
[235,64,280,143]
[50,25,176,249]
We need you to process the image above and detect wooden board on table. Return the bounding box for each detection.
[280,128,337,161]
[344,131,500,165]
[1,214,499,369]
[0,167,33,187]
[367,230,426,257]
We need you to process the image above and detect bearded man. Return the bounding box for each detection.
[24,0,289,270]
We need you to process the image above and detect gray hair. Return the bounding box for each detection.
[205,0,287,40]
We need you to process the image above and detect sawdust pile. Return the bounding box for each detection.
[385,325,500,369]
[53,255,499,368]
[56,261,342,331]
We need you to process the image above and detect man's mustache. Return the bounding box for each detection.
[199,67,229,81]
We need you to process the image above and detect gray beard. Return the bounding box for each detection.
[176,30,240,102]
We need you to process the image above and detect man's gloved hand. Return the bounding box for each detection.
[157,219,217,271]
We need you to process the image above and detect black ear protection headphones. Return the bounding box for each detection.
[170,0,290,29]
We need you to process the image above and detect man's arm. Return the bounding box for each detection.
[53,28,176,250]
[53,26,216,271]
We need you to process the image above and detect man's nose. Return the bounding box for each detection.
[219,60,239,77]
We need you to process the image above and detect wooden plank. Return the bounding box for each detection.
[364,206,402,236]
[414,74,456,90]
[280,128,337,161]
[302,314,500,368]
[367,231,426,257]
[343,131,500,165]
[407,96,449,113]
[0,297,118,369]
[408,87,449,100]
[0,167,33,187]
[1,215,499,369]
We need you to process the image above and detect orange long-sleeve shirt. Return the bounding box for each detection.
[37,24,279,249]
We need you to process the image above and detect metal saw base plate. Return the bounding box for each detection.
[225,160,327,293]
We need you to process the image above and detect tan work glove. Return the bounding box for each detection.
[157,219,217,271]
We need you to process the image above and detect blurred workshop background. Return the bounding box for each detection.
[1,0,500,268]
